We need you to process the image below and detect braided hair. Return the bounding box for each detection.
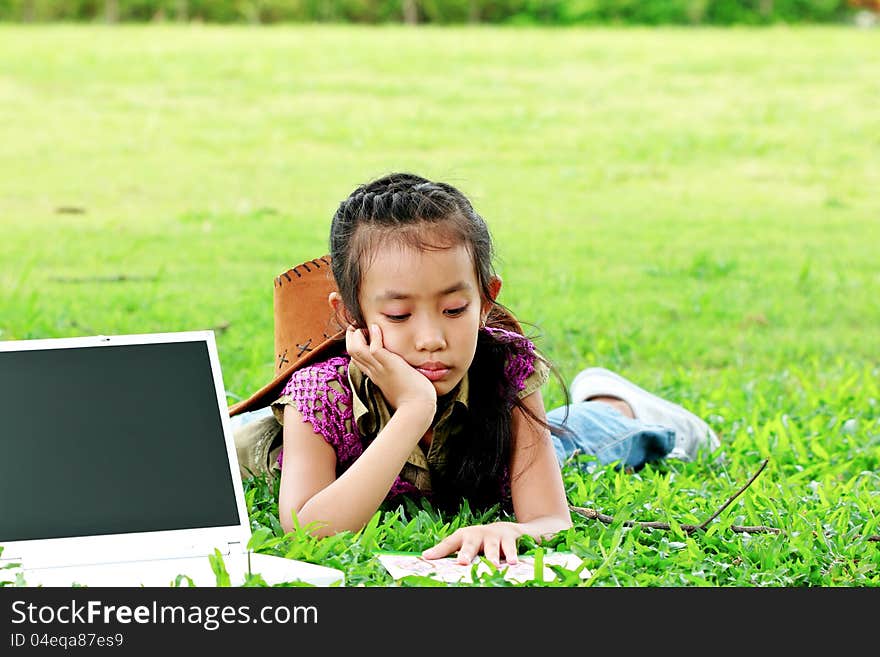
[329,172,568,512]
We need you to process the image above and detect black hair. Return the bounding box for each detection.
[329,172,571,512]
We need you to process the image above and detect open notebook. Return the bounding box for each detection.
[0,331,344,587]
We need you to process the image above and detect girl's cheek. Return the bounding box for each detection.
[382,324,409,358]
[375,323,404,353]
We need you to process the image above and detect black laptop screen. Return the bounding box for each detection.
[0,339,242,542]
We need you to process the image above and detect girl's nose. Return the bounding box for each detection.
[414,322,446,352]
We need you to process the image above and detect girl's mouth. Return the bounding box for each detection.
[416,367,451,382]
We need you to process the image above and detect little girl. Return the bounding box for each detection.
[237,172,719,566]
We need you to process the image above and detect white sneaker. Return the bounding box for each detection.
[570,367,720,461]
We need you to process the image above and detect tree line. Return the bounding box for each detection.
[0,0,867,25]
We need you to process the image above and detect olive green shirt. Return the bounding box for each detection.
[346,354,549,495]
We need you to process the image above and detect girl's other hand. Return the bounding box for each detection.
[421,522,523,566]
[346,323,437,414]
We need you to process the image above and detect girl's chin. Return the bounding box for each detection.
[431,373,464,396]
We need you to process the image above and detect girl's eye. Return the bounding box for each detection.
[445,305,468,317]
[383,314,410,322]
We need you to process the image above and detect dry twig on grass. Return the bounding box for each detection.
[570,458,781,535]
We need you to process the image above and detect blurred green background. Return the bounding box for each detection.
[0,0,871,25]
[2,21,877,413]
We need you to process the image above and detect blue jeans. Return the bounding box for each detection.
[546,401,674,472]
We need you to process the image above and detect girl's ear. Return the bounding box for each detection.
[328,291,354,326]
[488,275,502,301]
[481,275,502,323]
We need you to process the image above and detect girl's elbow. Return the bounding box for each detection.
[279,502,344,539]
[278,498,310,535]
[278,504,297,535]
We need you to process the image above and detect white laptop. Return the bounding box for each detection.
[0,330,344,587]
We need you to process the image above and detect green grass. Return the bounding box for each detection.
[0,24,877,586]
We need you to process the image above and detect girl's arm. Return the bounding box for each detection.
[422,388,572,564]
[507,387,574,535]
[278,323,439,536]
[277,400,433,537]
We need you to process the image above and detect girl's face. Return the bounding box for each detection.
[356,238,490,397]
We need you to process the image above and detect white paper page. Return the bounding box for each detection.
[377,551,590,584]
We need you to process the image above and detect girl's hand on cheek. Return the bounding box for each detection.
[346,323,437,414]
